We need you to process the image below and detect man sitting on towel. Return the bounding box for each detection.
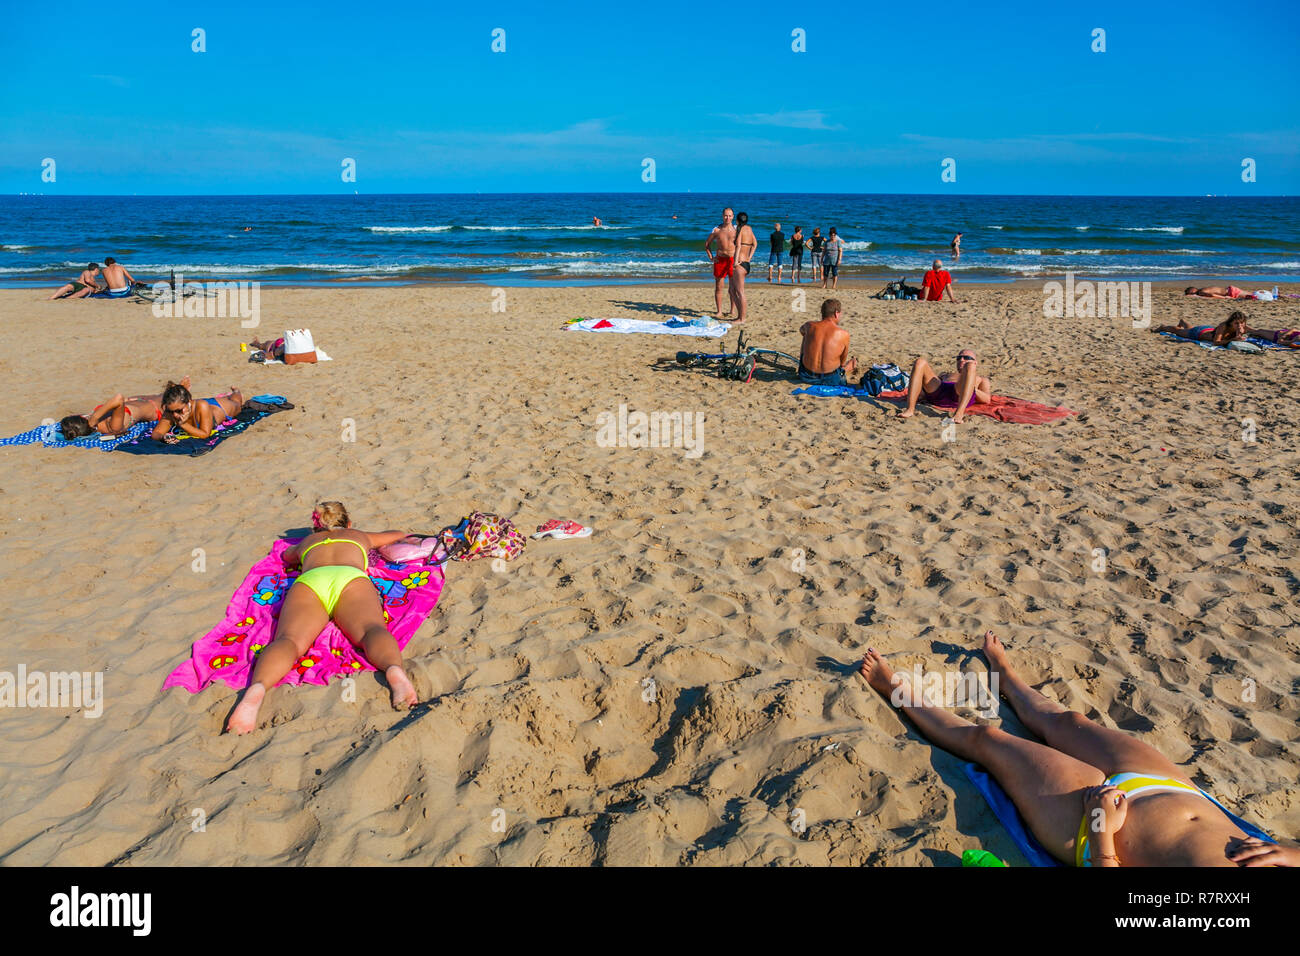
[799,298,858,386]
[99,257,139,296]
[897,349,992,424]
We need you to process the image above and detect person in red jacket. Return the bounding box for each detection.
[920,259,958,302]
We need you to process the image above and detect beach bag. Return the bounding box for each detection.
[283,328,318,365]
[439,512,527,562]
[860,362,909,397]
[379,535,447,565]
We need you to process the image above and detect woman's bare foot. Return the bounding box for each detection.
[226,682,266,734]
[385,665,417,710]
[981,630,1012,677]
[858,648,902,699]
[896,408,916,419]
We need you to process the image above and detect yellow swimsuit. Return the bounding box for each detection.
[1075,772,1203,866]
[294,538,371,615]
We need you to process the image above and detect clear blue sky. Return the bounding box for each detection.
[2,0,1296,194]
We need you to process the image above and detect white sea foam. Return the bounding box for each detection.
[2,244,32,250]
[464,224,625,231]
[842,241,872,250]
[364,226,452,233]
[1122,226,1184,233]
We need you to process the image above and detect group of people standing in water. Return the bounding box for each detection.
[704,208,849,322]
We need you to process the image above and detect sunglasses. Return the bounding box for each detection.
[956,354,975,365]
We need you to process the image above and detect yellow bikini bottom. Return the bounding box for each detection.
[1076,772,1203,866]
[295,565,370,615]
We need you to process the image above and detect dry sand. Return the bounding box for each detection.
[0,280,1297,866]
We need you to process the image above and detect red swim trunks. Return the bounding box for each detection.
[713,255,733,279]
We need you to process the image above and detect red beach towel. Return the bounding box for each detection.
[879,390,1075,424]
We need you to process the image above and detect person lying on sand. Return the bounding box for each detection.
[798,298,858,385]
[897,349,991,424]
[247,337,286,361]
[49,263,103,300]
[1153,312,1247,346]
[153,380,244,443]
[859,633,1300,866]
[1244,323,1300,345]
[226,501,418,734]
[58,376,191,439]
[1184,285,1253,299]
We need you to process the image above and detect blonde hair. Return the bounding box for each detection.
[314,500,350,530]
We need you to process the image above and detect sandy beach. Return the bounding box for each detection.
[1,279,1297,866]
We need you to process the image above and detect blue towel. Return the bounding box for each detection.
[791,384,867,397]
[1159,332,1289,352]
[0,420,151,451]
[963,762,1274,867]
[963,763,1062,867]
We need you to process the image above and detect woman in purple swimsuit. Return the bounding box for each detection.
[897,349,992,424]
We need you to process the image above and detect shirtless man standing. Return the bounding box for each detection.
[897,349,992,424]
[798,298,858,385]
[704,207,737,318]
[99,257,139,296]
[731,211,758,322]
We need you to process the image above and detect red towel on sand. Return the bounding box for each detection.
[592,319,614,329]
[879,390,1075,424]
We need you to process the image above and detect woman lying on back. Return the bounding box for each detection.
[859,631,1298,866]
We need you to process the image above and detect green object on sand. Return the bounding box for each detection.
[962,849,1008,867]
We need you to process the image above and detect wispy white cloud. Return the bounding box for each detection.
[719,110,843,131]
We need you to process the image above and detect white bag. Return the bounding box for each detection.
[283,328,317,364]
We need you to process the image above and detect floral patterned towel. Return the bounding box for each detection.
[162,538,444,693]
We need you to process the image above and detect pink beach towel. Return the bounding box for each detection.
[879,390,1076,424]
[163,539,444,694]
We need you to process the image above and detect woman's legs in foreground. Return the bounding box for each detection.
[226,582,328,734]
[332,578,417,709]
[981,631,1194,786]
[859,642,1102,864]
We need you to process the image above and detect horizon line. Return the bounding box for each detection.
[6,191,1295,199]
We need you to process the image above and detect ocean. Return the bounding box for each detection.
[2,193,1297,287]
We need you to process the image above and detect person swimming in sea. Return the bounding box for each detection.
[58,377,191,439]
[1153,312,1247,346]
[152,380,245,443]
[225,501,419,734]
[859,633,1299,866]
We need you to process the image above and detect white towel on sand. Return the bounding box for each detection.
[565,317,730,338]
[260,346,332,364]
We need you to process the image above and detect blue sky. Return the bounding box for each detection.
[2,0,1297,194]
